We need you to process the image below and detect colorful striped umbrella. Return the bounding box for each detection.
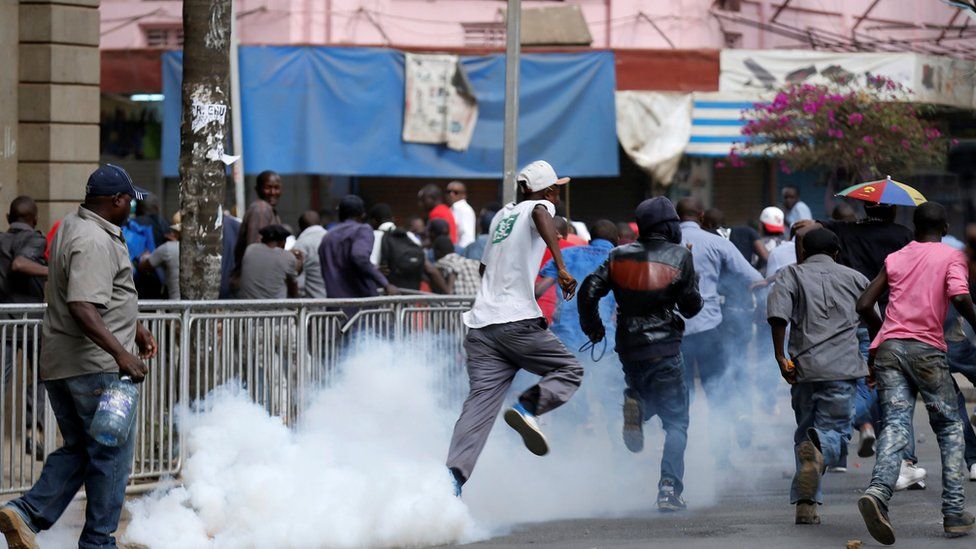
[835,176,927,207]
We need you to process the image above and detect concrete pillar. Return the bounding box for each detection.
[19,0,101,232]
[0,1,18,223]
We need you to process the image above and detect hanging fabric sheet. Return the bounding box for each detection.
[161,46,618,178]
[402,53,478,151]
[615,91,692,186]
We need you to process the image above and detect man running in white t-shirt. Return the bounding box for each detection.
[446,160,583,495]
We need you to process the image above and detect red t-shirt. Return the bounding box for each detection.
[45,220,62,261]
[429,204,458,244]
[537,238,578,323]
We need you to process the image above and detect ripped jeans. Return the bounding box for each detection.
[865,339,966,517]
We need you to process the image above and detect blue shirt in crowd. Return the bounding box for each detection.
[540,239,616,350]
[680,221,762,335]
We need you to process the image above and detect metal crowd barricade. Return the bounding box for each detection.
[0,295,474,495]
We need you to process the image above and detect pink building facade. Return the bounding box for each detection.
[100,0,970,59]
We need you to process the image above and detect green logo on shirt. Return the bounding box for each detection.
[492,213,519,244]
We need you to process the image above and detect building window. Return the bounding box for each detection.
[716,0,742,11]
[142,25,184,48]
[461,22,505,47]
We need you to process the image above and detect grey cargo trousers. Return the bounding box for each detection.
[447,318,584,483]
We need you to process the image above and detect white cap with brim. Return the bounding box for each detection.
[517,160,570,193]
[760,206,785,234]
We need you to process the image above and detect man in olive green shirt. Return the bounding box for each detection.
[1,164,157,549]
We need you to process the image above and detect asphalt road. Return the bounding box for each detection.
[455,406,976,549]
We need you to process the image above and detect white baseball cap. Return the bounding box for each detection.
[759,206,785,234]
[517,160,570,193]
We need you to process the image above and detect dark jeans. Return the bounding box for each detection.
[682,328,741,462]
[947,336,976,468]
[2,338,46,430]
[790,380,855,504]
[7,373,138,548]
[719,306,756,408]
[622,354,689,495]
[865,339,965,517]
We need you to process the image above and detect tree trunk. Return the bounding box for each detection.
[178,0,231,300]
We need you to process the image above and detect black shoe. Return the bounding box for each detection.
[858,494,895,545]
[657,481,686,512]
[944,512,975,538]
[622,389,643,453]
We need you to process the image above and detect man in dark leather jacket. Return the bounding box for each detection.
[578,196,703,512]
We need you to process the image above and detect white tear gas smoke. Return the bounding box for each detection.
[123,336,795,548]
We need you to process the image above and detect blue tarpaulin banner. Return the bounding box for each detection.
[161,46,618,178]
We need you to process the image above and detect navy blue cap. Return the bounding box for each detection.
[86,164,149,201]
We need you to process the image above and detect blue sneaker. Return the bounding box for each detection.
[448,468,463,497]
[503,403,549,456]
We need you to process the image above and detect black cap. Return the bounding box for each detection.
[86,164,149,201]
[259,224,292,243]
[802,228,840,258]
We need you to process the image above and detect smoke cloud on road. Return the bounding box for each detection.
[123,338,794,548]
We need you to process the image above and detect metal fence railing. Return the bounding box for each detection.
[0,295,473,495]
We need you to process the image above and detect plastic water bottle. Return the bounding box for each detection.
[89,376,138,447]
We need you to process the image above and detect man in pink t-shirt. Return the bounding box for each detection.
[854,202,976,544]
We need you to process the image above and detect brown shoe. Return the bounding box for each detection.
[858,494,895,545]
[0,507,38,549]
[795,441,824,502]
[795,501,820,525]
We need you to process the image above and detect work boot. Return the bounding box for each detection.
[795,440,824,502]
[656,480,686,512]
[858,494,895,545]
[504,403,549,456]
[622,389,643,453]
[795,501,820,525]
[0,506,38,549]
[944,511,975,538]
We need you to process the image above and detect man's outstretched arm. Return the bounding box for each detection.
[856,268,888,339]
[532,204,576,300]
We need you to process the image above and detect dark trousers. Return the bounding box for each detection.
[947,336,976,468]
[682,328,741,462]
[2,338,46,430]
[7,373,138,549]
[623,354,690,495]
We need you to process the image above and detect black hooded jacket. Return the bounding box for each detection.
[578,234,703,362]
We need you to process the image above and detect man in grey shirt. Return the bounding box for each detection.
[0,164,156,549]
[239,225,303,299]
[139,213,181,299]
[293,211,327,298]
[767,228,869,527]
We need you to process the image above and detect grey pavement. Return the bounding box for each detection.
[455,405,976,549]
